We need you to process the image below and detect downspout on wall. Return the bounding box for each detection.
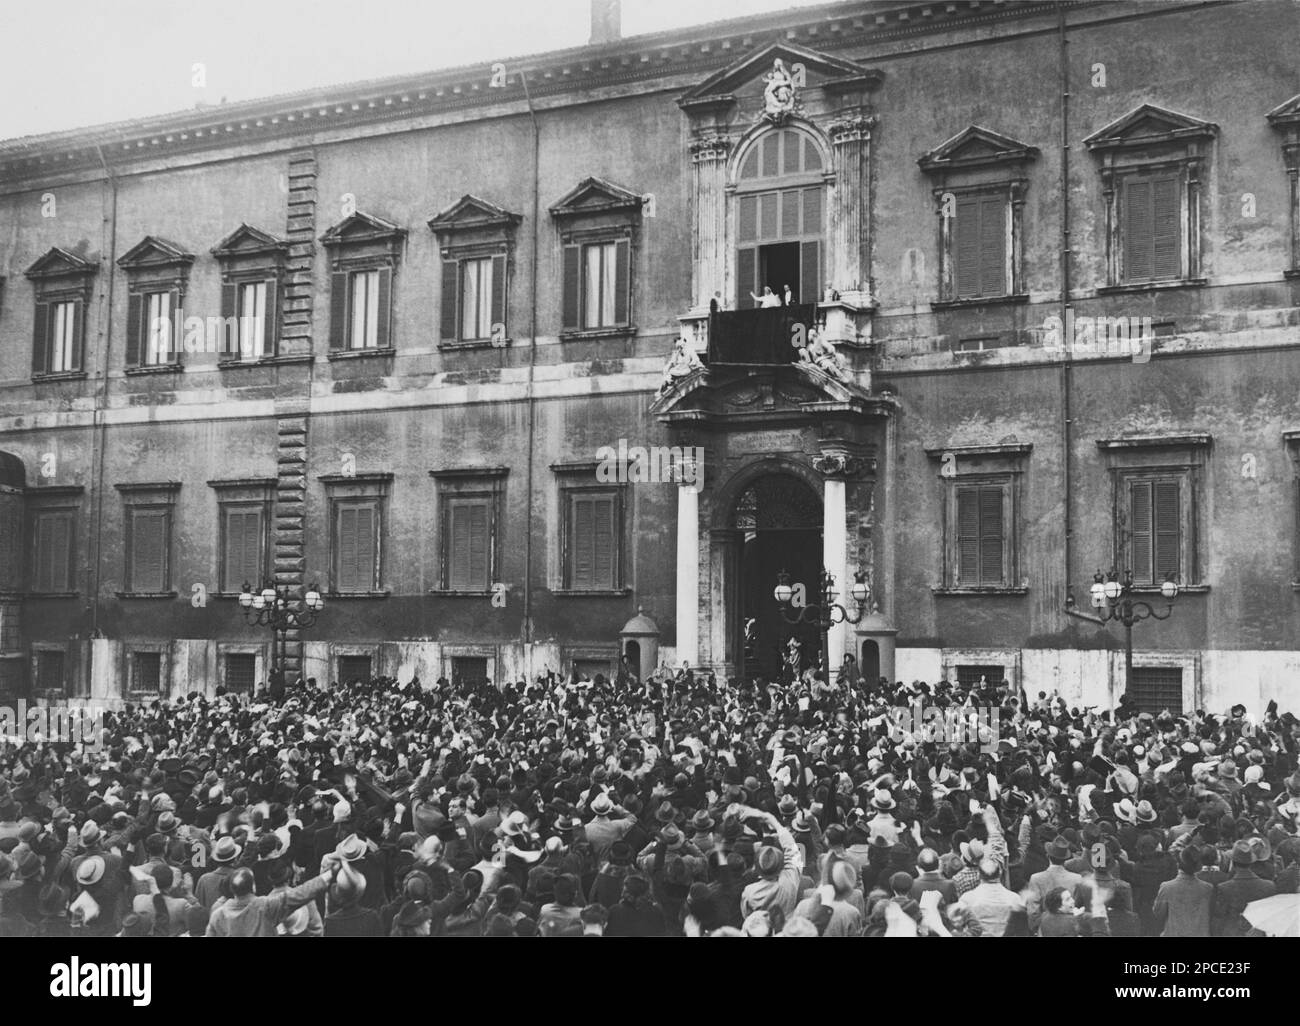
[521,70,541,682]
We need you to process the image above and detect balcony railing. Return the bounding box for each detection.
[708,304,818,366]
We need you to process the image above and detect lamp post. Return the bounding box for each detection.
[239,579,324,681]
[1088,568,1179,700]
[774,567,870,679]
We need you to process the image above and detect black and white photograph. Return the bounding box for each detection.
[0,0,1297,997]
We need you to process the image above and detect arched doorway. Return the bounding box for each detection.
[732,473,822,681]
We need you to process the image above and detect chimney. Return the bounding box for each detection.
[589,0,621,45]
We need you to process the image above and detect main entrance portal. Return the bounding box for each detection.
[732,474,822,681]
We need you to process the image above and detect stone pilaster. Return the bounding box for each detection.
[689,134,732,312]
[828,114,875,303]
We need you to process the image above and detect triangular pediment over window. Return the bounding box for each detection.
[25,246,96,280]
[549,177,643,219]
[679,42,881,112]
[211,223,289,259]
[1267,93,1300,130]
[116,235,194,271]
[428,195,523,236]
[918,125,1040,174]
[320,211,406,248]
[1084,104,1217,152]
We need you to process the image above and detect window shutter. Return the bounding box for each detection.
[1129,481,1153,583]
[759,194,778,240]
[562,244,581,330]
[375,267,392,349]
[1152,175,1181,280]
[613,238,631,326]
[781,189,800,238]
[802,189,822,235]
[738,195,758,242]
[592,495,615,589]
[1124,179,1154,282]
[34,515,54,591]
[799,241,820,308]
[979,196,1007,297]
[131,510,167,593]
[440,259,459,342]
[337,505,358,592]
[956,487,979,585]
[224,508,262,591]
[126,292,143,366]
[32,301,50,375]
[337,503,375,593]
[356,504,376,591]
[955,196,980,299]
[52,513,72,591]
[220,282,236,355]
[1154,480,1181,580]
[70,299,85,372]
[979,486,1004,585]
[737,247,757,308]
[448,502,468,590]
[166,289,183,366]
[462,502,489,591]
[572,496,594,588]
[329,271,348,349]
[263,277,279,356]
[491,253,506,337]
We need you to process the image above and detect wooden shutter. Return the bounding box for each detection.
[571,495,594,588]
[375,267,392,349]
[738,195,758,242]
[34,515,54,590]
[447,499,489,591]
[799,241,820,308]
[336,502,377,593]
[440,259,459,342]
[166,289,183,366]
[978,486,1004,585]
[562,244,581,330]
[759,194,778,240]
[126,292,143,367]
[1129,481,1153,583]
[592,495,615,589]
[956,487,980,585]
[1124,179,1154,282]
[34,513,71,592]
[802,189,822,235]
[613,238,630,326]
[955,196,981,299]
[263,277,279,356]
[1154,480,1181,580]
[329,272,348,349]
[224,507,262,591]
[1152,175,1181,280]
[131,510,167,593]
[220,282,236,356]
[781,189,800,238]
[490,253,506,337]
[979,195,1007,297]
[32,301,50,375]
[737,247,757,308]
[70,298,85,372]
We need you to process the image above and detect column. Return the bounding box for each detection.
[689,135,730,311]
[822,477,847,669]
[675,456,700,669]
[828,114,875,301]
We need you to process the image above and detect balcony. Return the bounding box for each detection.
[706,304,818,365]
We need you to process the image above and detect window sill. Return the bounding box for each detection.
[932,586,1029,596]
[217,354,314,369]
[438,339,511,351]
[1129,584,1208,595]
[327,348,395,361]
[930,294,1030,311]
[115,591,178,599]
[559,327,636,342]
[429,589,498,597]
[552,587,632,597]
[125,364,181,376]
[1096,278,1207,295]
[1285,269,1300,280]
[325,590,390,599]
[27,591,80,599]
[32,371,88,383]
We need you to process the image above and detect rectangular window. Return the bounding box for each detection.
[954,194,1007,300]
[349,270,380,349]
[32,510,75,593]
[237,281,267,361]
[1122,173,1181,283]
[956,664,1005,688]
[144,291,173,366]
[1128,666,1183,716]
[221,504,264,593]
[36,650,66,691]
[1126,478,1181,585]
[955,484,1005,586]
[131,651,162,693]
[450,656,488,688]
[50,301,78,372]
[337,655,372,685]
[127,508,170,593]
[444,497,490,592]
[460,257,494,341]
[224,653,257,692]
[566,491,618,590]
[583,242,617,329]
[334,500,379,593]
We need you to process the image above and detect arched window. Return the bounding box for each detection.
[734,128,825,308]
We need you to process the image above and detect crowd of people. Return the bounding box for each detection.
[0,660,1297,938]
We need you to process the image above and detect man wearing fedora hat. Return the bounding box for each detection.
[737,805,803,921]
[1024,837,1081,934]
[196,835,244,909]
[584,792,636,863]
[1213,839,1276,936]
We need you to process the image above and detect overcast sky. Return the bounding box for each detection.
[0,0,831,141]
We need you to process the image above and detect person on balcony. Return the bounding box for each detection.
[749,286,781,308]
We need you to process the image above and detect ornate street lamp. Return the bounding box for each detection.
[774,567,871,679]
[1089,568,1179,700]
[239,579,324,682]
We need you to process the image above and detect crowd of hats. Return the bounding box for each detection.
[0,668,1296,937]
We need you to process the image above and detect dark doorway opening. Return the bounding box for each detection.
[732,474,822,682]
[861,640,880,688]
[623,640,640,681]
[759,242,800,303]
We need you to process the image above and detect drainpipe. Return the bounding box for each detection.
[89,143,118,683]
[520,70,541,682]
